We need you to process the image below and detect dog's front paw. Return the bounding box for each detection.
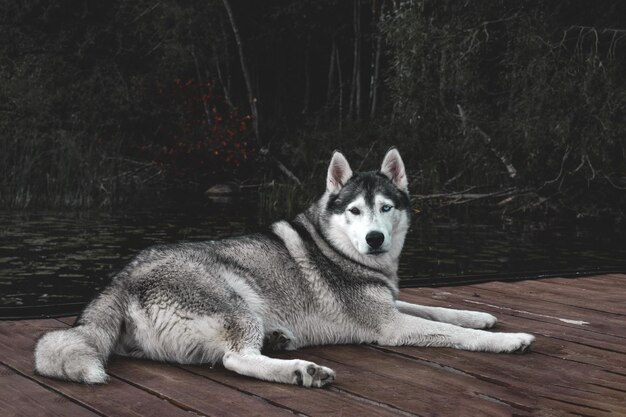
[444,310,498,329]
[497,332,535,353]
[293,362,335,388]
[454,311,497,329]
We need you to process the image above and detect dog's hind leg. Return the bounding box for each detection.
[395,300,497,329]
[219,315,334,387]
[223,349,335,387]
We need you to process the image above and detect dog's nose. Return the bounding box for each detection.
[366,231,384,249]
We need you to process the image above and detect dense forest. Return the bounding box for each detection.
[1,0,625,222]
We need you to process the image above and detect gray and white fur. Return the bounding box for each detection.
[34,148,535,387]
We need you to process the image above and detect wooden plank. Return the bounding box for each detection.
[542,274,626,295]
[472,279,626,315]
[181,363,408,417]
[454,285,626,338]
[390,282,626,415]
[405,279,626,345]
[108,358,296,417]
[399,290,626,372]
[0,319,193,417]
[401,286,626,344]
[4,274,625,416]
[589,273,626,284]
[406,285,626,341]
[56,316,76,326]
[520,279,626,305]
[377,344,626,416]
[0,364,98,417]
[274,344,539,416]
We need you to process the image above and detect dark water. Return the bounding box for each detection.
[1,200,625,312]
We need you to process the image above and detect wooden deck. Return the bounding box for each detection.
[1,274,625,416]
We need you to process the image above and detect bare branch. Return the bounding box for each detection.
[604,175,626,190]
[259,149,302,186]
[414,187,531,209]
[190,48,212,127]
[222,0,261,146]
[541,146,571,188]
[356,141,377,171]
[456,105,518,180]
[131,2,161,24]
[585,154,596,180]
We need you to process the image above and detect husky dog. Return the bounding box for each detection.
[35,149,534,387]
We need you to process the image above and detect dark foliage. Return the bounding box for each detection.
[383,1,626,218]
[1,0,624,218]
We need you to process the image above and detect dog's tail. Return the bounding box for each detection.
[34,283,126,384]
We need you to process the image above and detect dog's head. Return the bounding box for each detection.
[322,148,410,260]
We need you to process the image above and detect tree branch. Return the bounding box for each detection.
[456,105,518,180]
[222,0,261,147]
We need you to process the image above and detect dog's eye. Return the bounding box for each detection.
[381,204,393,213]
[348,207,361,215]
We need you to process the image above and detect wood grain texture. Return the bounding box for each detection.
[0,364,99,417]
[1,274,625,416]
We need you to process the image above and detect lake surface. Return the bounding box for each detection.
[1,197,625,314]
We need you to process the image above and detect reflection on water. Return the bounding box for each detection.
[403,219,626,285]
[1,200,625,308]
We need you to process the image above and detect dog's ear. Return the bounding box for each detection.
[327,151,353,193]
[380,148,408,191]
